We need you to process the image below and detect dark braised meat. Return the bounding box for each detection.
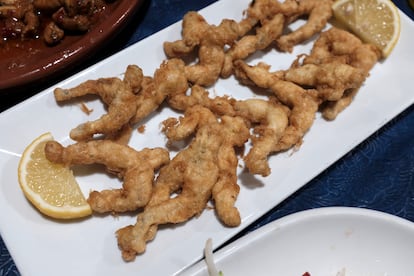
[32,0,61,11]
[43,21,64,45]
[1,0,109,45]
[52,7,91,32]
[0,0,39,39]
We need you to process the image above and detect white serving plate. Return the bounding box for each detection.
[0,0,413,275]
[182,207,414,276]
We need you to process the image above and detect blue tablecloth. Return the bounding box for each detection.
[1,1,413,275]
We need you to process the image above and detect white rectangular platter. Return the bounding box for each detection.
[1,0,413,275]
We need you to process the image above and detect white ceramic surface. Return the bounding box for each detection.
[0,0,413,275]
[182,207,414,276]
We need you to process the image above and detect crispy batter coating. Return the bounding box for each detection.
[164,107,249,228]
[283,62,367,101]
[220,0,297,77]
[247,0,299,20]
[131,58,189,124]
[163,11,208,57]
[303,27,380,120]
[276,0,334,52]
[164,11,256,86]
[53,65,141,141]
[167,85,291,175]
[321,89,359,120]
[123,64,144,94]
[105,123,134,145]
[233,99,289,176]
[116,106,249,261]
[168,84,236,116]
[170,91,291,176]
[303,27,380,71]
[221,13,285,78]
[44,140,170,213]
[242,0,333,53]
[234,60,319,151]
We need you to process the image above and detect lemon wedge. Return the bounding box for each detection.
[332,0,401,58]
[18,132,92,219]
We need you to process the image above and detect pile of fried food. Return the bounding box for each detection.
[0,0,111,45]
[43,0,381,261]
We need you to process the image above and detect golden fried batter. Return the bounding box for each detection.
[168,84,236,116]
[131,58,189,124]
[164,11,256,86]
[235,60,319,151]
[221,13,285,78]
[247,0,299,20]
[276,0,334,52]
[283,62,367,101]
[303,27,380,120]
[242,0,333,53]
[233,99,289,176]
[44,140,169,213]
[116,106,249,261]
[303,27,380,70]
[53,65,141,141]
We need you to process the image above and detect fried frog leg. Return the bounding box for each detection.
[233,99,289,176]
[302,27,380,120]
[131,58,189,124]
[116,106,249,261]
[167,85,290,175]
[221,0,303,77]
[276,0,334,52]
[53,65,141,141]
[221,13,285,78]
[44,140,169,213]
[168,84,237,116]
[282,62,367,101]
[164,11,256,86]
[162,107,249,228]
[235,60,319,151]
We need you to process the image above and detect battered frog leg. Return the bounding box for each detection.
[162,103,218,141]
[282,62,367,101]
[301,28,380,119]
[221,13,285,78]
[276,0,334,52]
[163,11,209,57]
[131,58,189,124]
[211,144,241,227]
[234,60,319,151]
[116,106,250,261]
[116,183,217,261]
[233,99,289,176]
[165,11,257,86]
[321,88,359,121]
[168,84,236,116]
[303,27,380,67]
[53,65,141,141]
[246,0,300,20]
[320,44,380,120]
[44,140,170,213]
[211,116,249,227]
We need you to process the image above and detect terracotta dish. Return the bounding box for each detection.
[0,0,144,91]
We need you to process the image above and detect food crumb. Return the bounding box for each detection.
[137,125,146,133]
[79,102,93,115]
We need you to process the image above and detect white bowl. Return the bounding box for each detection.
[181,207,414,276]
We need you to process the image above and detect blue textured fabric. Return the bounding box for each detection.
[0,1,412,275]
